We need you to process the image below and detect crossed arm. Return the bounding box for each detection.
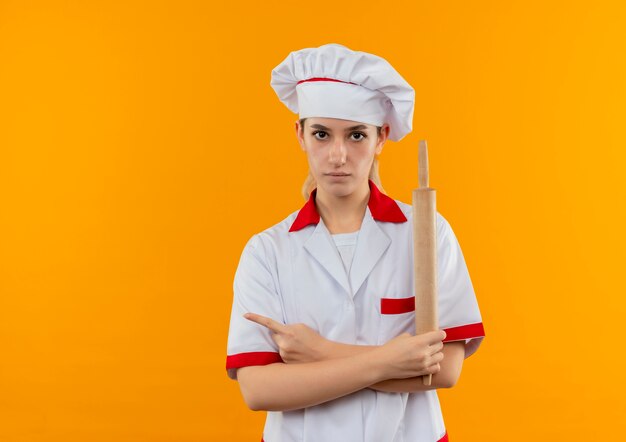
[236,313,465,411]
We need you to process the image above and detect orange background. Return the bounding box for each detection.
[1,1,625,440]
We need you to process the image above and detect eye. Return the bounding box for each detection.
[312,130,328,140]
[350,132,367,141]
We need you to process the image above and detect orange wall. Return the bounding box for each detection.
[1,1,625,440]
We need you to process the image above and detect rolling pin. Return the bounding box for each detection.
[413,140,438,386]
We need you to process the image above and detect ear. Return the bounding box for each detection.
[295,119,306,151]
[375,123,390,155]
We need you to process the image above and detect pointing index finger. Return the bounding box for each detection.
[243,312,287,334]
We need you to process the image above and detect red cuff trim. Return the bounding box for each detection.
[381,296,415,314]
[226,352,283,370]
[442,322,485,342]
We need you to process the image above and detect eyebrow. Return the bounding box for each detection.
[310,124,368,131]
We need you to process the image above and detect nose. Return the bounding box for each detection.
[328,137,347,166]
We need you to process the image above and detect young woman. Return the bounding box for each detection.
[225,43,485,442]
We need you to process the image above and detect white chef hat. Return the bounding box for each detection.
[270,43,415,142]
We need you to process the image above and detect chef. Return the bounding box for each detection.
[225,43,485,442]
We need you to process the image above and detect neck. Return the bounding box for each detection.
[315,180,370,234]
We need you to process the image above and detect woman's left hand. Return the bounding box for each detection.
[243,312,329,364]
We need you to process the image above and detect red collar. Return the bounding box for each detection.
[289,180,407,232]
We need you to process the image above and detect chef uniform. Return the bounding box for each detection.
[225,43,486,442]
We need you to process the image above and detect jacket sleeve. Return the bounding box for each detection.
[436,213,486,359]
[225,234,285,379]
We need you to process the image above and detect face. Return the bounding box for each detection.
[295,117,390,197]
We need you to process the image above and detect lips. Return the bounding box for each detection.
[327,173,350,176]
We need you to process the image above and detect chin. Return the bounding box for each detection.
[319,179,357,197]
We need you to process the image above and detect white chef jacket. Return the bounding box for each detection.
[226,180,485,442]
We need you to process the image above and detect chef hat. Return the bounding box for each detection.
[270,43,415,142]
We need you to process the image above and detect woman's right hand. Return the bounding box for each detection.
[373,330,447,379]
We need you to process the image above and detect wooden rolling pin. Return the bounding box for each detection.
[413,140,438,386]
